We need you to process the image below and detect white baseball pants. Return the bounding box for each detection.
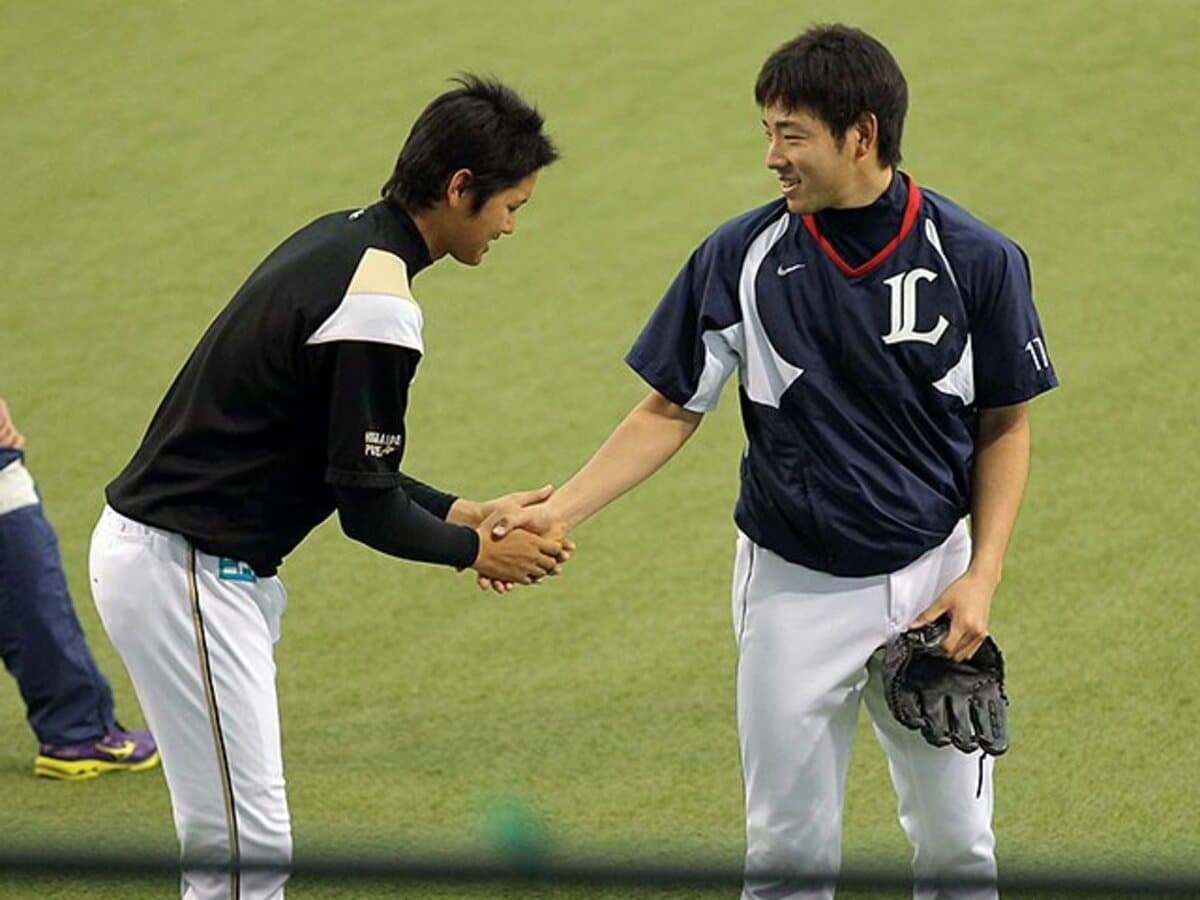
[89,506,292,900]
[733,521,997,900]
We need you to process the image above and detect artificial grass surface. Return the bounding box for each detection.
[2,1,1196,897]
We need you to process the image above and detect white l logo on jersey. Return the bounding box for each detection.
[881,268,948,346]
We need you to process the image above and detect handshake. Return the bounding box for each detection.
[458,485,574,593]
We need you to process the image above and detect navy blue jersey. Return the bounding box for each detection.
[626,175,1057,577]
[0,448,21,471]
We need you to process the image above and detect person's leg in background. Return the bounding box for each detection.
[0,460,157,779]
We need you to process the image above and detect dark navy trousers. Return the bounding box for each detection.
[0,496,116,744]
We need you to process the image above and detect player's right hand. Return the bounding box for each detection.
[472,509,565,585]
[478,502,575,593]
[0,398,27,450]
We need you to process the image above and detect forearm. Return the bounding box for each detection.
[446,498,482,527]
[397,471,459,519]
[969,403,1032,584]
[394,470,485,528]
[335,485,479,568]
[548,390,702,530]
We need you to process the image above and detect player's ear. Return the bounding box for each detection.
[851,112,878,161]
[444,169,474,210]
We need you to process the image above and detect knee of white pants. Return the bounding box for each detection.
[176,798,292,866]
[180,818,290,900]
[912,831,998,900]
[912,819,996,879]
[743,841,839,900]
[176,810,240,867]
[893,754,995,878]
[238,786,294,866]
[746,816,842,879]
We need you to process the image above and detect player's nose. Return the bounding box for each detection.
[765,141,786,171]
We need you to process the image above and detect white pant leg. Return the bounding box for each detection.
[733,522,997,900]
[733,533,891,900]
[89,506,291,900]
[862,523,998,900]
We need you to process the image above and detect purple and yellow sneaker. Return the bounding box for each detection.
[34,728,160,781]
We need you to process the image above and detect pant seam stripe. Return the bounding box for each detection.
[188,546,241,899]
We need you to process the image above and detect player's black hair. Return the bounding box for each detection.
[755,24,908,167]
[382,74,559,213]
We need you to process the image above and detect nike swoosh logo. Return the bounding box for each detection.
[777,263,806,276]
[96,739,136,761]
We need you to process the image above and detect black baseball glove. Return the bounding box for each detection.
[882,616,1009,756]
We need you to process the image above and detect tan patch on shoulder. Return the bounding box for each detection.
[346,248,413,299]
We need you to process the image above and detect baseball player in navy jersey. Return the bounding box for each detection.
[90,77,569,900]
[494,25,1056,899]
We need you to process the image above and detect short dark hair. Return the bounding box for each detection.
[382,75,559,213]
[754,24,908,167]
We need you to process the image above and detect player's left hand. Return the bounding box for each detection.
[908,569,999,661]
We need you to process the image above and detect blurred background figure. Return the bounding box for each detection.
[0,397,158,780]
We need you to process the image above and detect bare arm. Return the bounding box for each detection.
[446,485,554,528]
[492,389,703,538]
[912,401,1031,659]
[968,402,1032,584]
[545,389,703,529]
[478,390,701,594]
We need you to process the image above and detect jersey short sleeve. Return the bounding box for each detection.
[307,244,427,488]
[625,222,752,412]
[968,240,1058,408]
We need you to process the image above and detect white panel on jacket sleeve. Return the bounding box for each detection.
[0,461,40,515]
[924,218,972,403]
[306,293,424,352]
[739,214,803,408]
[685,323,744,413]
[306,248,424,352]
[923,218,960,290]
[932,336,975,405]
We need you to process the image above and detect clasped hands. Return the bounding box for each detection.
[451,486,573,592]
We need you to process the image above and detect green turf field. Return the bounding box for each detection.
[2,1,1197,897]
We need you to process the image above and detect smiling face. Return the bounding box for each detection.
[762,103,864,215]
[444,171,539,266]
